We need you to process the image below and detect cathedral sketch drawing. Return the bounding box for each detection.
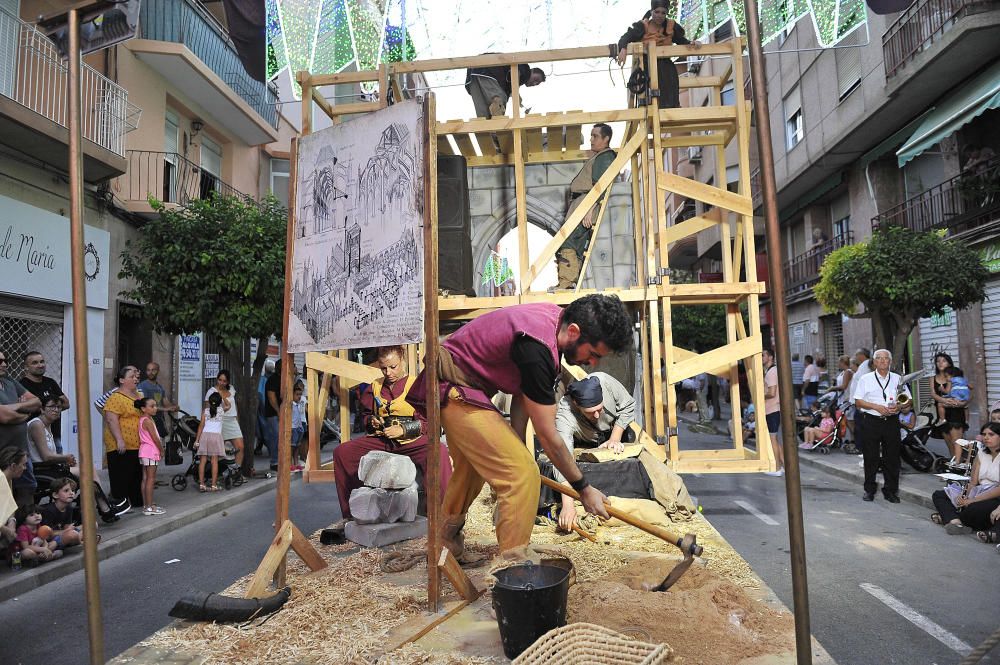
[288,100,424,352]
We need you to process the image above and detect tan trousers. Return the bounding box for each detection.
[556,247,583,289]
[441,389,540,551]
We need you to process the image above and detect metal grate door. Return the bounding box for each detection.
[0,296,63,382]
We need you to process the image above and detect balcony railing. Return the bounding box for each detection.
[140,0,278,128]
[0,9,130,156]
[882,0,1000,78]
[117,150,253,208]
[782,231,854,296]
[872,156,1000,233]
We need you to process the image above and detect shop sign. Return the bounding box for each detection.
[979,242,1000,274]
[0,193,110,308]
[178,334,202,381]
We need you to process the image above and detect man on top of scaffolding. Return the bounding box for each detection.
[406,294,632,562]
[464,61,546,119]
[554,123,617,290]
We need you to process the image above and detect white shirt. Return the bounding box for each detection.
[205,386,237,419]
[851,369,910,416]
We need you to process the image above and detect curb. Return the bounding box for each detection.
[0,474,279,603]
[795,452,935,510]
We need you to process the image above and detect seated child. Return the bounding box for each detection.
[742,403,756,442]
[40,477,83,550]
[15,504,62,564]
[898,400,916,436]
[799,404,836,449]
[990,408,1000,425]
[937,367,971,419]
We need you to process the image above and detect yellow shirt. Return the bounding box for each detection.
[102,391,142,452]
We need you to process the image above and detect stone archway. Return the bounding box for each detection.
[470,194,564,296]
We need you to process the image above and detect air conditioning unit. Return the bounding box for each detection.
[687,56,704,74]
[687,146,703,163]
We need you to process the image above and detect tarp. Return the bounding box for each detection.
[221,0,266,82]
[897,61,1000,167]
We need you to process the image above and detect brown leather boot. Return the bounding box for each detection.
[441,514,487,566]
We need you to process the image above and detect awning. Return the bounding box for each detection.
[896,60,1000,167]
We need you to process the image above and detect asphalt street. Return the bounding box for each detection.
[685,465,1000,665]
[0,478,344,665]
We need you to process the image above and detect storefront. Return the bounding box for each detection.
[0,193,110,462]
[917,307,960,373]
[980,242,1000,409]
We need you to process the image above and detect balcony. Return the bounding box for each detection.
[113,150,253,217]
[782,232,854,299]
[872,156,1000,235]
[131,0,279,145]
[0,9,133,182]
[883,0,1000,93]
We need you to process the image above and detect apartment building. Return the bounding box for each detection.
[682,2,1000,424]
[0,0,293,456]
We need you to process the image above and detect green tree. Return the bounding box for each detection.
[119,194,287,465]
[814,226,988,368]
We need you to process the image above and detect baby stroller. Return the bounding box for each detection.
[162,410,201,465]
[899,398,950,472]
[170,440,245,491]
[796,392,847,454]
[32,461,126,524]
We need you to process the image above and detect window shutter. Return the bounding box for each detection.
[836,30,863,98]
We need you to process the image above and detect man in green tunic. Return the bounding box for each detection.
[555,123,616,290]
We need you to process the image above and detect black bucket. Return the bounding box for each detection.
[491,563,570,660]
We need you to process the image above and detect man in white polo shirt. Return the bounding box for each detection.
[851,349,910,503]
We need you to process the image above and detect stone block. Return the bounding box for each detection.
[611,235,636,263]
[358,451,417,489]
[473,166,511,189]
[345,516,428,548]
[527,185,568,213]
[547,162,580,186]
[590,266,615,290]
[349,483,419,524]
[524,164,547,186]
[468,189,493,217]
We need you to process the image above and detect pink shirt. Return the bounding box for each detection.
[818,417,836,434]
[138,415,160,461]
[764,365,780,415]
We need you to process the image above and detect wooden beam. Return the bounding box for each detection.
[668,335,762,385]
[661,210,723,247]
[308,70,382,86]
[438,108,645,135]
[436,137,456,156]
[328,101,381,116]
[474,132,498,157]
[524,129,644,285]
[671,345,731,376]
[289,522,327,573]
[378,64,389,109]
[382,599,474,655]
[311,86,336,122]
[547,123,565,153]
[453,134,477,157]
[245,521,294,598]
[438,549,481,601]
[659,134,726,149]
[462,149,590,167]
[305,352,382,385]
[302,468,336,483]
[574,184,613,292]
[657,172,753,217]
[305,367,320,472]
[565,123,583,152]
[525,127,543,154]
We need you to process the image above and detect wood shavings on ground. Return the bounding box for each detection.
[464,488,760,589]
[138,545,497,665]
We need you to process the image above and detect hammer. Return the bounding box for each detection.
[540,475,703,589]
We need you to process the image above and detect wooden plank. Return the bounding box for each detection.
[337,350,350,444]
[661,210,722,247]
[302,468,336,483]
[305,352,382,385]
[463,150,589,167]
[659,282,765,297]
[547,123,565,153]
[564,121,583,152]
[305,368,320,472]
[659,134,726,149]
[525,127,543,154]
[378,64,389,109]
[628,422,666,462]
[668,335,762,385]
[657,172,753,217]
[329,101,381,116]
[453,134,477,157]
[438,108,645,135]
[658,106,738,125]
[311,86,336,122]
[438,549,481,601]
[678,75,726,89]
[387,42,733,75]
[671,346,731,376]
[308,70,382,85]
[474,132,498,157]
[676,449,752,460]
[671,458,770,474]
[524,129,644,285]
[290,522,328,572]
[382,600,474,655]
[497,131,514,155]
[245,521,293,598]
[437,137,456,156]
[423,94,443,611]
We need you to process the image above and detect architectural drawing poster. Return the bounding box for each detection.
[288,99,424,352]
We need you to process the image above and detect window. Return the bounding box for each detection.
[163,110,180,202]
[720,84,735,107]
[199,135,222,200]
[270,158,290,208]
[835,29,863,100]
[784,87,803,151]
[831,193,851,240]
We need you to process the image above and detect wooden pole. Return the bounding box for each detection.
[422,93,443,611]
[511,65,530,293]
[274,136,299,587]
[67,9,103,663]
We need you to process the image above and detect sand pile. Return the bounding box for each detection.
[567,557,794,665]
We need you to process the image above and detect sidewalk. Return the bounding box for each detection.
[0,453,281,603]
[672,404,944,510]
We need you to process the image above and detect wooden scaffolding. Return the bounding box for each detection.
[291,39,772,480]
